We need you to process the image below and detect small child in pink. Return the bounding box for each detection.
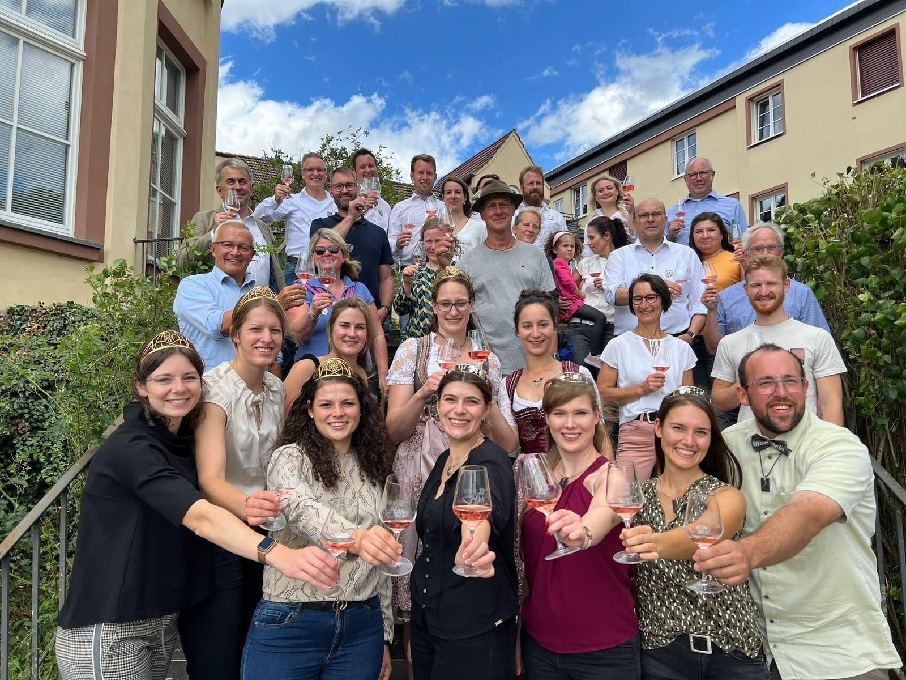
[545,231,608,359]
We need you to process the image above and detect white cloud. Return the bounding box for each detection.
[467,95,496,112]
[743,22,815,61]
[221,0,406,40]
[518,43,717,160]
[215,60,498,177]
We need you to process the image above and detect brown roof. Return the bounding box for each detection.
[439,130,523,188]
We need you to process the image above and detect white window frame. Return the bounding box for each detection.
[752,89,784,143]
[753,190,786,224]
[673,131,697,177]
[860,147,906,171]
[0,0,85,237]
[552,198,563,214]
[149,42,186,247]
[572,184,587,218]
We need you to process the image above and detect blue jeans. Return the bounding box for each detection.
[567,319,614,379]
[241,597,384,680]
[642,635,769,680]
[522,629,641,680]
[284,257,298,288]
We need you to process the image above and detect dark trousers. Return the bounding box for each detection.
[178,545,264,680]
[690,336,713,390]
[642,635,769,680]
[410,614,517,680]
[521,629,641,680]
[567,316,613,379]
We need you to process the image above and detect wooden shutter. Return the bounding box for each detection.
[858,30,901,98]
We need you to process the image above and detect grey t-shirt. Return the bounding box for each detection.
[459,241,556,375]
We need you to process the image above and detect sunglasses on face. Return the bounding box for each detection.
[312,246,341,255]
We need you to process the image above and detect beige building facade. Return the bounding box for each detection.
[0,0,222,307]
[548,0,905,232]
[440,129,546,198]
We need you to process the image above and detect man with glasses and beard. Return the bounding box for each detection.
[517,164,567,249]
[310,167,394,327]
[710,255,845,426]
[693,344,900,680]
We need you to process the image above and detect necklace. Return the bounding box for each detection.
[554,450,598,488]
[436,435,485,498]
[656,476,703,516]
[486,237,518,251]
[528,356,561,388]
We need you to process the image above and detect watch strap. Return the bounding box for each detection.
[257,536,278,565]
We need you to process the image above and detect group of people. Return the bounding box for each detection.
[53,150,900,680]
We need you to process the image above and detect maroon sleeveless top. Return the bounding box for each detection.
[506,361,580,454]
[520,457,639,653]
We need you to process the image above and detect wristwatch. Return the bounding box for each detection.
[683,330,698,341]
[379,304,391,313]
[257,536,278,565]
[582,525,593,550]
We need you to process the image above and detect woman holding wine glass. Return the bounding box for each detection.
[387,268,517,623]
[519,373,641,679]
[241,358,402,680]
[598,274,696,481]
[619,387,767,678]
[584,174,635,254]
[410,366,518,680]
[287,228,389,391]
[284,297,380,411]
[393,217,454,340]
[505,290,595,457]
[441,177,486,257]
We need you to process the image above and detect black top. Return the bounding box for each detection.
[411,439,519,640]
[57,402,212,628]
[311,214,393,306]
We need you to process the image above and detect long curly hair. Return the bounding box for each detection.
[277,373,392,488]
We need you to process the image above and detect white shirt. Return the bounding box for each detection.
[517,201,566,250]
[388,193,443,265]
[242,214,271,289]
[365,196,392,235]
[253,188,336,258]
[455,215,487,260]
[582,209,631,258]
[602,240,707,335]
[576,254,614,322]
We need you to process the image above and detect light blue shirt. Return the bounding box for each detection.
[174,266,256,371]
[716,278,831,336]
[666,191,748,246]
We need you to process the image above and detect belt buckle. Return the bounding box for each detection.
[332,600,348,612]
[689,633,712,654]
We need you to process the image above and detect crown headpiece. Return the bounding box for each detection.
[448,363,490,385]
[316,357,356,381]
[434,266,469,285]
[139,330,196,364]
[235,286,279,312]
[666,385,711,403]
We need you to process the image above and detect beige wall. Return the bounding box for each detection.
[551,12,905,228]
[1,0,220,308]
[479,135,536,193]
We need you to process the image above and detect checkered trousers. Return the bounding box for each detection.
[55,613,178,680]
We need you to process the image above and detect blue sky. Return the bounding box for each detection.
[218,0,857,179]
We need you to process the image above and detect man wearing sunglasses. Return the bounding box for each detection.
[710,254,844,426]
[310,167,394,324]
[665,157,748,245]
[693,344,900,680]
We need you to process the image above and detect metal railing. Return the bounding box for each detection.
[0,421,118,680]
[134,236,183,281]
[1,435,905,678]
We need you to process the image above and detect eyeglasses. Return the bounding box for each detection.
[632,294,660,305]
[331,182,358,192]
[312,245,342,255]
[213,241,254,254]
[746,244,783,254]
[303,167,326,174]
[744,377,806,395]
[636,211,665,221]
[434,300,471,312]
[685,171,713,179]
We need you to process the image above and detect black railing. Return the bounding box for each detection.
[134,236,183,280]
[1,434,905,678]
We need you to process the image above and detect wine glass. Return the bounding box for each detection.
[650,339,671,394]
[672,264,688,290]
[412,241,426,267]
[452,465,492,577]
[519,454,580,561]
[467,329,490,364]
[281,164,294,187]
[320,498,360,597]
[437,337,458,370]
[222,189,240,217]
[379,474,416,577]
[701,260,718,287]
[294,253,314,286]
[606,460,644,564]
[730,221,744,248]
[317,261,337,287]
[683,489,725,594]
[675,198,686,218]
[622,175,635,193]
[261,486,294,531]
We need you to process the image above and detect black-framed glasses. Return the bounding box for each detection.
[685,171,713,179]
[331,182,358,192]
[744,377,806,395]
[213,241,254,254]
[312,245,342,255]
[636,211,665,221]
[434,300,471,312]
[631,294,660,305]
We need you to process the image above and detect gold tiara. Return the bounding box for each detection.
[434,266,469,285]
[448,363,490,384]
[316,357,356,381]
[139,330,196,364]
[235,286,279,312]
